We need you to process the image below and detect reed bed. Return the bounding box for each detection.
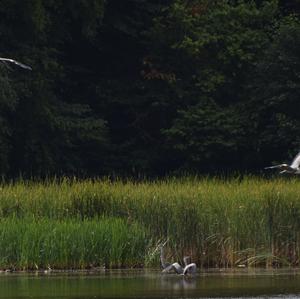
[0,217,148,270]
[0,177,300,268]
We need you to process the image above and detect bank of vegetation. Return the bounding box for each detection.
[0,177,299,270]
[0,0,300,177]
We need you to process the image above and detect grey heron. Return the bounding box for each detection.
[182,256,197,275]
[0,57,32,70]
[160,243,197,275]
[265,152,300,174]
[160,242,183,274]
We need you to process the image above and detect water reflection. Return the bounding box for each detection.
[160,275,197,291]
[0,269,299,298]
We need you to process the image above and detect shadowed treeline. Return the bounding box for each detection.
[0,0,300,177]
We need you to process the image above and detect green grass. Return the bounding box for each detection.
[0,176,300,269]
[0,217,148,270]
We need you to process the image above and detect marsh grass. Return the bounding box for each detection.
[0,217,148,270]
[0,176,300,268]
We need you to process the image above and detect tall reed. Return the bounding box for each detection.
[0,177,300,268]
[0,217,148,270]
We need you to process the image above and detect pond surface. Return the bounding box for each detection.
[1,269,300,299]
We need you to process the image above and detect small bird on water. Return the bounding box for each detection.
[265,151,300,174]
[0,57,32,70]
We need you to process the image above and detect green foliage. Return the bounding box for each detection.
[0,0,108,176]
[0,0,299,176]
[0,177,300,268]
[148,0,279,172]
[246,16,300,164]
[0,67,18,174]
[148,0,277,98]
[164,102,244,170]
[0,217,148,269]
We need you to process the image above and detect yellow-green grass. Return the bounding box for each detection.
[0,177,300,268]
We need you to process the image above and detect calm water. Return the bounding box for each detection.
[1,269,300,299]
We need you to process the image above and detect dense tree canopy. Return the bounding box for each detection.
[0,0,299,177]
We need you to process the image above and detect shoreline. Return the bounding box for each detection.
[2,267,300,276]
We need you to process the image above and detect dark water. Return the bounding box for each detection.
[1,269,300,299]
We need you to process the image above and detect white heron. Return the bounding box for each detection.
[265,152,300,174]
[0,57,32,70]
[160,243,197,275]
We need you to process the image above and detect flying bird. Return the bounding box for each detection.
[0,57,32,70]
[265,152,300,174]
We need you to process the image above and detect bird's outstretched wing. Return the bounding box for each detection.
[264,164,284,169]
[0,57,32,70]
[264,164,294,171]
[290,152,300,169]
[162,262,183,274]
[183,263,197,275]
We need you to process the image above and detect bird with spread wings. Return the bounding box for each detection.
[160,242,197,275]
[265,152,300,174]
[0,57,32,70]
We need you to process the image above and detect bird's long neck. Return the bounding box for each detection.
[183,256,191,266]
[160,246,168,269]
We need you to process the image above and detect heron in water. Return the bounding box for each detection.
[265,152,300,174]
[160,243,197,275]
[182,256,197,275]
[0,57,32,70]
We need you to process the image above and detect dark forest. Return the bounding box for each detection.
[1,0,300,177]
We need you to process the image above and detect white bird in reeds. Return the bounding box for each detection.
[0,57,32,70]
[160,242,197,275]
[265,151,300,174]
